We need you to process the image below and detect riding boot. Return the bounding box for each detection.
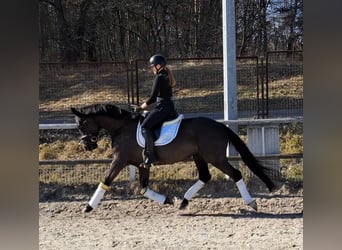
[141,128,159,166]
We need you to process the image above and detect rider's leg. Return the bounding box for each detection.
[141,127,158,166]
[140,102,174,167]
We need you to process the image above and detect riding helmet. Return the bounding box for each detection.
[149,54,166,67]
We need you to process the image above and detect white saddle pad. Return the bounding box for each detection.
[136,114,184,147]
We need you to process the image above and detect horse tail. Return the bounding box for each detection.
[226,127,276,192]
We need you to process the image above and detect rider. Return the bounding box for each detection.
[140,54,177,167]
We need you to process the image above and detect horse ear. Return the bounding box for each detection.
[71,107,85,118]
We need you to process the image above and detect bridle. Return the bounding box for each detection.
[77,110,133,151]
[77,119,99,151]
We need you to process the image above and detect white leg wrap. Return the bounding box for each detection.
[184,180,205,200]
[236,179,253,204]
[88,183,108,209]
[142,188,166,204]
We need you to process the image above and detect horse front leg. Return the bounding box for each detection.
[83,159,125,213]
[138,167,173,205]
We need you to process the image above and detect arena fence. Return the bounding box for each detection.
[39,157,303,186]
[39,118,303,186]
[39,51,303,123]
[39,52,303,196]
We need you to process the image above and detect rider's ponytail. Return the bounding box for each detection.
[165,67,176,87]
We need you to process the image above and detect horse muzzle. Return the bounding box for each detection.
[80,135,98,151]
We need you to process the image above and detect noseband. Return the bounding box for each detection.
[80,134,98,151]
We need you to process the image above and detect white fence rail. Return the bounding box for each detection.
[39,117,303,180]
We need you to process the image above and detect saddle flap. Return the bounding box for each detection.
[136,114,184,147]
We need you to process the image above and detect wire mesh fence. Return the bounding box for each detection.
[266,51,303,118]
[135,57,261,119]
[39,158,303,186]
[39,62,130,123]
[39,52,303,123]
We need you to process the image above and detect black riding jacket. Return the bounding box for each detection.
[145,69,173,105]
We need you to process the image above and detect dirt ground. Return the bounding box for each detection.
[39,183,303,250]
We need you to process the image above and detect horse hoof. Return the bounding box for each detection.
[248,200,258,211]
[164,197,174,205]
[179,199,189,210]
[83,204,93,213]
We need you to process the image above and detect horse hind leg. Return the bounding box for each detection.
[214,159,257,211]
[179,154,211,210]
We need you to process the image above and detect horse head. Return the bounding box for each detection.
[71,107,100,151]
[71,104,133,151]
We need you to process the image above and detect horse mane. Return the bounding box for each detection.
[79,103,131,119]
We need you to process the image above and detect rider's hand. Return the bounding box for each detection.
[130,104,141,112]
[140,102,148,110]
[133,106,139,112]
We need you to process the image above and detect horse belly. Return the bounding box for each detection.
[156,139,197,164]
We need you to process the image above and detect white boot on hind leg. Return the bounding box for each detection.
[235,179,257,211]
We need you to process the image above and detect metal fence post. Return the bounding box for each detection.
[129,165,136,181]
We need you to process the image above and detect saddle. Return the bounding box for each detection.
[136,111,184,148]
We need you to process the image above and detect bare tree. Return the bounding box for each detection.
[39,0,303,62]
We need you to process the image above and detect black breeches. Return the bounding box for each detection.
[141,101,175,130]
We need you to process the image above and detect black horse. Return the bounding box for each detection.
[71,103,275,213]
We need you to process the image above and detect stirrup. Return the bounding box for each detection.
[139,162,156,169]
[139,159,158,169]
[145,156,158,164]
[139,162,148,168]
[144,158,158,167]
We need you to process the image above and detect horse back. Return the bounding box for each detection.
[180,117,229,142]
